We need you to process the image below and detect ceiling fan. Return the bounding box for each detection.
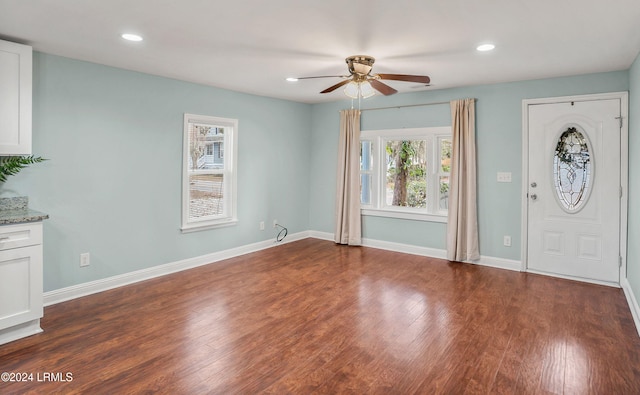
[294,55,431,97]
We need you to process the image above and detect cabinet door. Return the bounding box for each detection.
[0,39,32,155]
[0,245,42,330]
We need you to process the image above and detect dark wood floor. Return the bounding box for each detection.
[1,238,639,394]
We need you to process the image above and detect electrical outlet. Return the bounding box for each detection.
[259,221,265,231]
[503,236,512,247]
[80,252,90,267]
[273,219,278,228]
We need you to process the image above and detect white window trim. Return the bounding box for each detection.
[181,113,238,232]
[360,126,451,223]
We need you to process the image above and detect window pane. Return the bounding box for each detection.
[439,138,451,211]
[439,176,449,210]
[361,173,371,205]
[440,138,452,173]
[189,174,224,220]
[360,140,372,171]
[385,140,426,208]
[553,127,592,212]
[189,123,225,170]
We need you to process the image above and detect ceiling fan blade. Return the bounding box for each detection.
[369,79,398,96]
[295,75,348,80]
[377,74,431,84]
[320,79,351,94]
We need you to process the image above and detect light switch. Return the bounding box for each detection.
[497,172,512,183]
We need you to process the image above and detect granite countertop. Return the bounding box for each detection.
[0,197,49,225]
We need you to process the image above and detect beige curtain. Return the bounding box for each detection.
[335,109,362,245]
[446,98,480,261]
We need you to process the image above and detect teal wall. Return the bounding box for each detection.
[4,51,636,293]
[308,71,629,260]
[628,53,640,299]
[5,53,312,292]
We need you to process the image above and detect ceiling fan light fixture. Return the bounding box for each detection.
[344,81,360,99]
[359,81,376,98]
[343,81,376,99]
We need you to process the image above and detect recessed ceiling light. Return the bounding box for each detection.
[121,33,143,42]
[286,77,299,82]
[476,43,495,52]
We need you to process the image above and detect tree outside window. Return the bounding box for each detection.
[360,127,451,222]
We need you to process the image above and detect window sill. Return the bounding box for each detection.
[361,208,447,223]
[181,218,238,233]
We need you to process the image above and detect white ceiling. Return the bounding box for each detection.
[1,0,640,104]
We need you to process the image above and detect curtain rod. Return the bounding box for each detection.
[358,98,476,112]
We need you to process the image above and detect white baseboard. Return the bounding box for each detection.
[362,237,448,259]
[363,238,521,271]
[44,231,310,306]
[308,230,333,241]
[475,255,522,272]
[308,230,521,271]
[621,277,640,337]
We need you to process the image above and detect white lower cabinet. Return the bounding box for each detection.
[0,222,44,345]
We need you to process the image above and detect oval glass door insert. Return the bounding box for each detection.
[553,126,592,212]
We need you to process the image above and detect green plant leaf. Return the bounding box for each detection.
[0,156,47,183]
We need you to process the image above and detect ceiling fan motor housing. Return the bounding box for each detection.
[346,55,375,76]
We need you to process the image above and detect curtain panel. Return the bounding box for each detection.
[335,109,362,245]
[446,98,480,261]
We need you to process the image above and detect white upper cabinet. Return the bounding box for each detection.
[0,39,32,155]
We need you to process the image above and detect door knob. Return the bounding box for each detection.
[531,194,538,200]
[530,182,537,188]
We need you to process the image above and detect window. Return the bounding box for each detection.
[182,114,238,232]
[360,127,451,222]
[553,126,592,213]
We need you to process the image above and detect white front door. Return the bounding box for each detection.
[526,97,622,284]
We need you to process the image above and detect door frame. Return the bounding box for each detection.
[521,91,629,286]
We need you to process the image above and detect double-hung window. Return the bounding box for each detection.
[182,113,238,232]
[360,127,451,222]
